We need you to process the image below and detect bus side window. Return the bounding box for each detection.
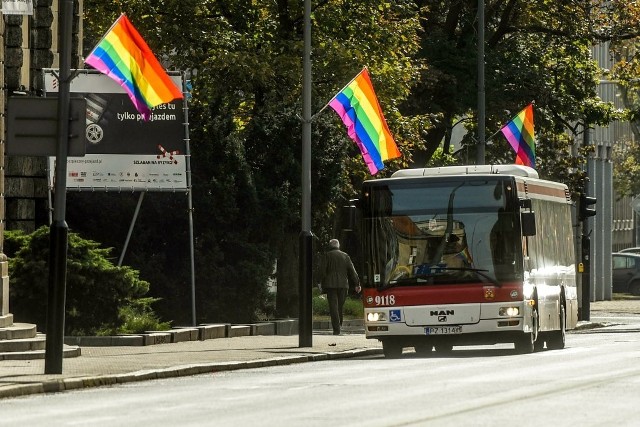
[521,211,536,236]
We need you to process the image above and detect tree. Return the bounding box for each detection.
[78,0,640,324]
[82,0,421,321]
[405,1,624,194]
[5,227,161,335]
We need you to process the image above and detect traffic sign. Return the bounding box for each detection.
[6,97,86,156]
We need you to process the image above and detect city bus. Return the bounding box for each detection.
[359,165,578,358]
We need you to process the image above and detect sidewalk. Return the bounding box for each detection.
[0,332,383,399]
[589,299,640,314]
[0,298,637,400]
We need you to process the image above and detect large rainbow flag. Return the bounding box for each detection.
[501,103,535,168]
[85,14,183,121]
[329,68,401,175]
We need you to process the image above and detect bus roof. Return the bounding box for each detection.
[384,165,570,203]
[391,165,539,179]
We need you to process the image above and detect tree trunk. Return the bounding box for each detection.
[276,231,299,318]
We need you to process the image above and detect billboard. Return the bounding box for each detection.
[45,69,188,191]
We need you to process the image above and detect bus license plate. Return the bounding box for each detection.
[425,326,462,335]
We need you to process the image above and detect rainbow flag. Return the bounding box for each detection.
[329,68,401,175]
[85,14,183,121]
[500,103,535,168]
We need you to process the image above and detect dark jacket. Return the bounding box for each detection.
[317,248,359,290]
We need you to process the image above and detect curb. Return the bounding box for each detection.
[0,347,383,400]
[63,319,365,347]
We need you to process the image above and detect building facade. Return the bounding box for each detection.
[1,1,83,316]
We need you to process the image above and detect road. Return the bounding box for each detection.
[1,324,640,426]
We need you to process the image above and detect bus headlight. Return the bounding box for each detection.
[499,307,520,317]
[367,312,387,322]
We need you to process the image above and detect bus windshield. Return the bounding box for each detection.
[361,178,522,287]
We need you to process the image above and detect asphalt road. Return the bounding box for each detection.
[2,323,640,427]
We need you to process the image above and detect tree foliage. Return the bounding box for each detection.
[75,0,640,324]
[5,227,164,335]
[81,0,421,321]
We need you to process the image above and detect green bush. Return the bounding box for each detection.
[312,292,329,316]
[106,299,171,335]
[343,297,364,318]
[5,226,170,336]
[312,288,363,319]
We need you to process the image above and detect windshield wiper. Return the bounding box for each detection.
[379,266,501,291]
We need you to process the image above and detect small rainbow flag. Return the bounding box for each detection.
[85,14,183,121]
[500,103,535,168]
[455,246,473,266]
[329,68,401,175]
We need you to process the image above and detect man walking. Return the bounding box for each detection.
[317,239,361,335]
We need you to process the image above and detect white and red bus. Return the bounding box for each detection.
[359,165,578,357]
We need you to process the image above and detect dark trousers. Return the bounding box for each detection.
[326,288,348,334]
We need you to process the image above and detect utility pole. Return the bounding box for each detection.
[299,0,313,347]
[476,0,485,165]
[579,127,597,321]
[45,0,73,374]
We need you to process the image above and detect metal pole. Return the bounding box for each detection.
[580,126,592,321]
[45,0,73,374]
[183,74,197,327]
[299,0,313,347]
[603,155,612,300]
[476,0,485,165]
[117,192,145,267]
[594,148,604,301]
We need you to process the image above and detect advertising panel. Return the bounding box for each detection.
[45,69,188,191]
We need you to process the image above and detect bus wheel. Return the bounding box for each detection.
[382,341,403,358]
[514,332,535,353]
[546,304,566,350]
[414,343,433,356]
[514,310,538,354]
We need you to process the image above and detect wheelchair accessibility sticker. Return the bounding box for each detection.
[389,309,402,322]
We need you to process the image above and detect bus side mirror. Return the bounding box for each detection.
[521,211,536,236]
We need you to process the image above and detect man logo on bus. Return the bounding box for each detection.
[438,316,447,322]
[431,310,454,316]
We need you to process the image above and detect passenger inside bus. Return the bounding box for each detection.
[440,233,473,269]
[387,217,474,281]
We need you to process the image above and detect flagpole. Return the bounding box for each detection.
[85,13,125,58]
[487,126,504,142]
[312,66,367,120]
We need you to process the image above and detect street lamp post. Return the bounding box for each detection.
[299,0,313,348]
[477,0,485,165]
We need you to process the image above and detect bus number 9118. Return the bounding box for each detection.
[374,295,395,306]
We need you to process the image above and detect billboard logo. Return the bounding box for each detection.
[157,144,180,164]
